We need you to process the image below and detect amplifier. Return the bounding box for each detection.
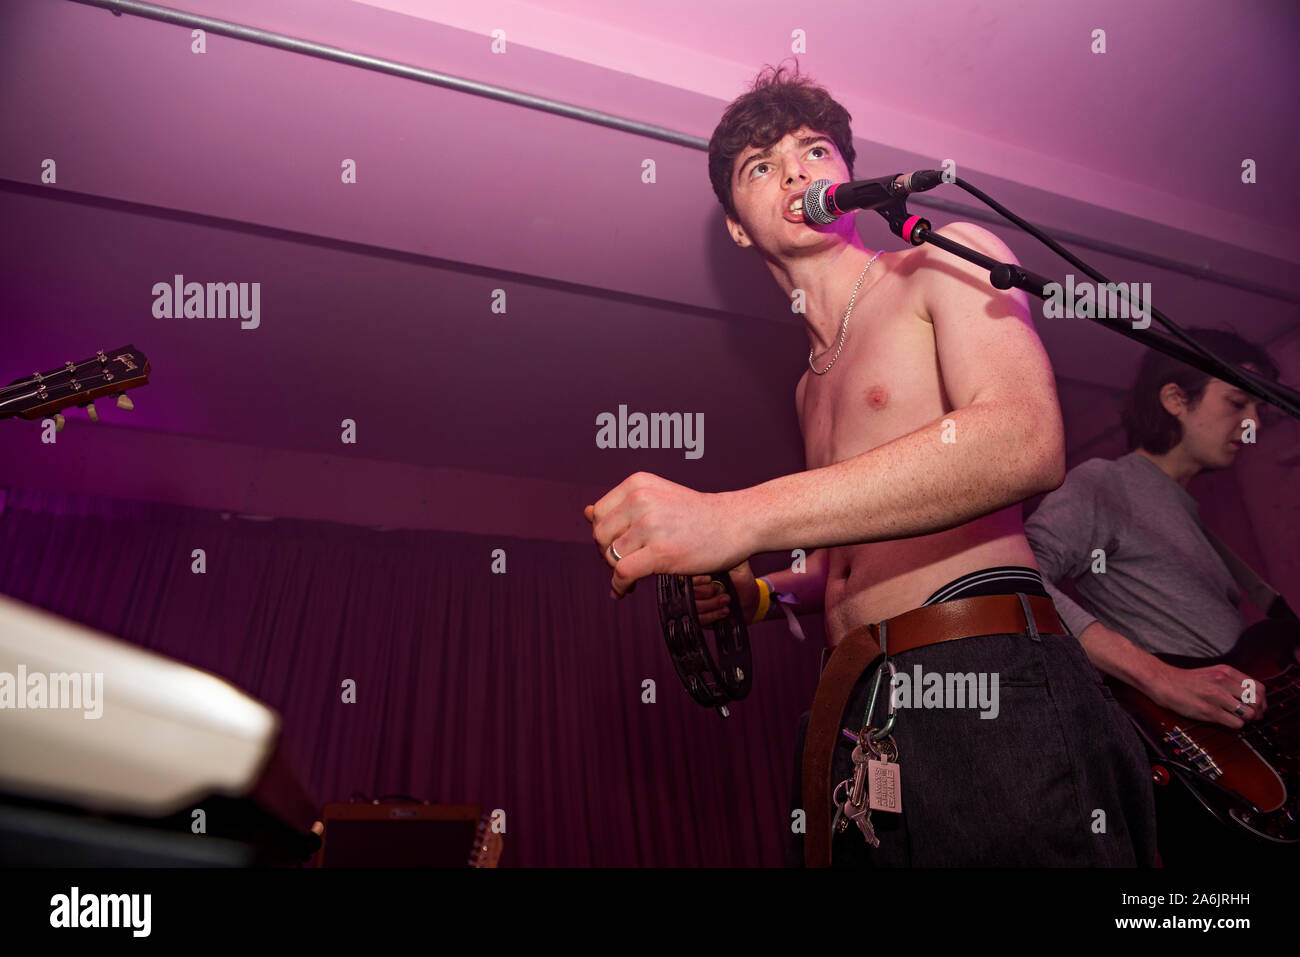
[318,802,501,868]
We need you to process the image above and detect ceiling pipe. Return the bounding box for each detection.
[67,0,1300,307]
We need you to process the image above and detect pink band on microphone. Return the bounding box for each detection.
[824,183,840,214]
[902,215,924,243]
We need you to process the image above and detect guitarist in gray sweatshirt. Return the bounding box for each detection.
[1025,327,1293,864]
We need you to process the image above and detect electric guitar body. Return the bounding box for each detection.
[1107,618,1299,843]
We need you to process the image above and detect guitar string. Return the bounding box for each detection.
[0,356,126,398]
[1167,672,1299,738]
[0,370,121,409]
[0,369,129,412]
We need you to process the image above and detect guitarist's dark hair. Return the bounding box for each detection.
[1122,327,1279,454]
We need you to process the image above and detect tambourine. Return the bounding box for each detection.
[656,571,752,717]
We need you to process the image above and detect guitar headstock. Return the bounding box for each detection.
[0,346,149,428]
[468,810,503,868]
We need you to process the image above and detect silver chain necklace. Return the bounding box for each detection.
[808,250,883,375]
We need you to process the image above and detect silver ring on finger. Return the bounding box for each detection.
[1233,702,1246,718]
[609,543,622,562]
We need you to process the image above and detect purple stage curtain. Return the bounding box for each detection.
[0,487,821,866]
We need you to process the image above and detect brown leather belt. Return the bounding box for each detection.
[801,592,1065,868]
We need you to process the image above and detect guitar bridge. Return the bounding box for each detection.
[1165,727,1224,780]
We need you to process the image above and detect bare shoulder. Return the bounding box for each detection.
[912,222,1017,286]
[929,221,1018,262]
[882,223,1017,325]
[912,220,1056,413]
[908,221,1031,324]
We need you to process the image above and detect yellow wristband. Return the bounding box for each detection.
[752,577,771,624]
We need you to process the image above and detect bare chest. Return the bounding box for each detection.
[797,287,948,469]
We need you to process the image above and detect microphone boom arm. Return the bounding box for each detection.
[875,197,1300,421]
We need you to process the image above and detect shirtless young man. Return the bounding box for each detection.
[585,65,1156,866]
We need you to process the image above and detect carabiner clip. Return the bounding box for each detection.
[861,658,898,742]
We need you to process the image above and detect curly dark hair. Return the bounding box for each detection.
[708,61,856,224]
[1121,327,1279,453]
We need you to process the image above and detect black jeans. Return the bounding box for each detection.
[785,604,1158,867]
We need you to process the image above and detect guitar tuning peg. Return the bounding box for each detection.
[116,393,134,411]
[85,401,99,423]
[54,413,66,432]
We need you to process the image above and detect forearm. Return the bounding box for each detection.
[760,549,827,614]
[1039,579,1101,643]
[735,401,1062,555]
[1076,621,1163,690]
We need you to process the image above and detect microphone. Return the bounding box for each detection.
[803,171,944,225]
